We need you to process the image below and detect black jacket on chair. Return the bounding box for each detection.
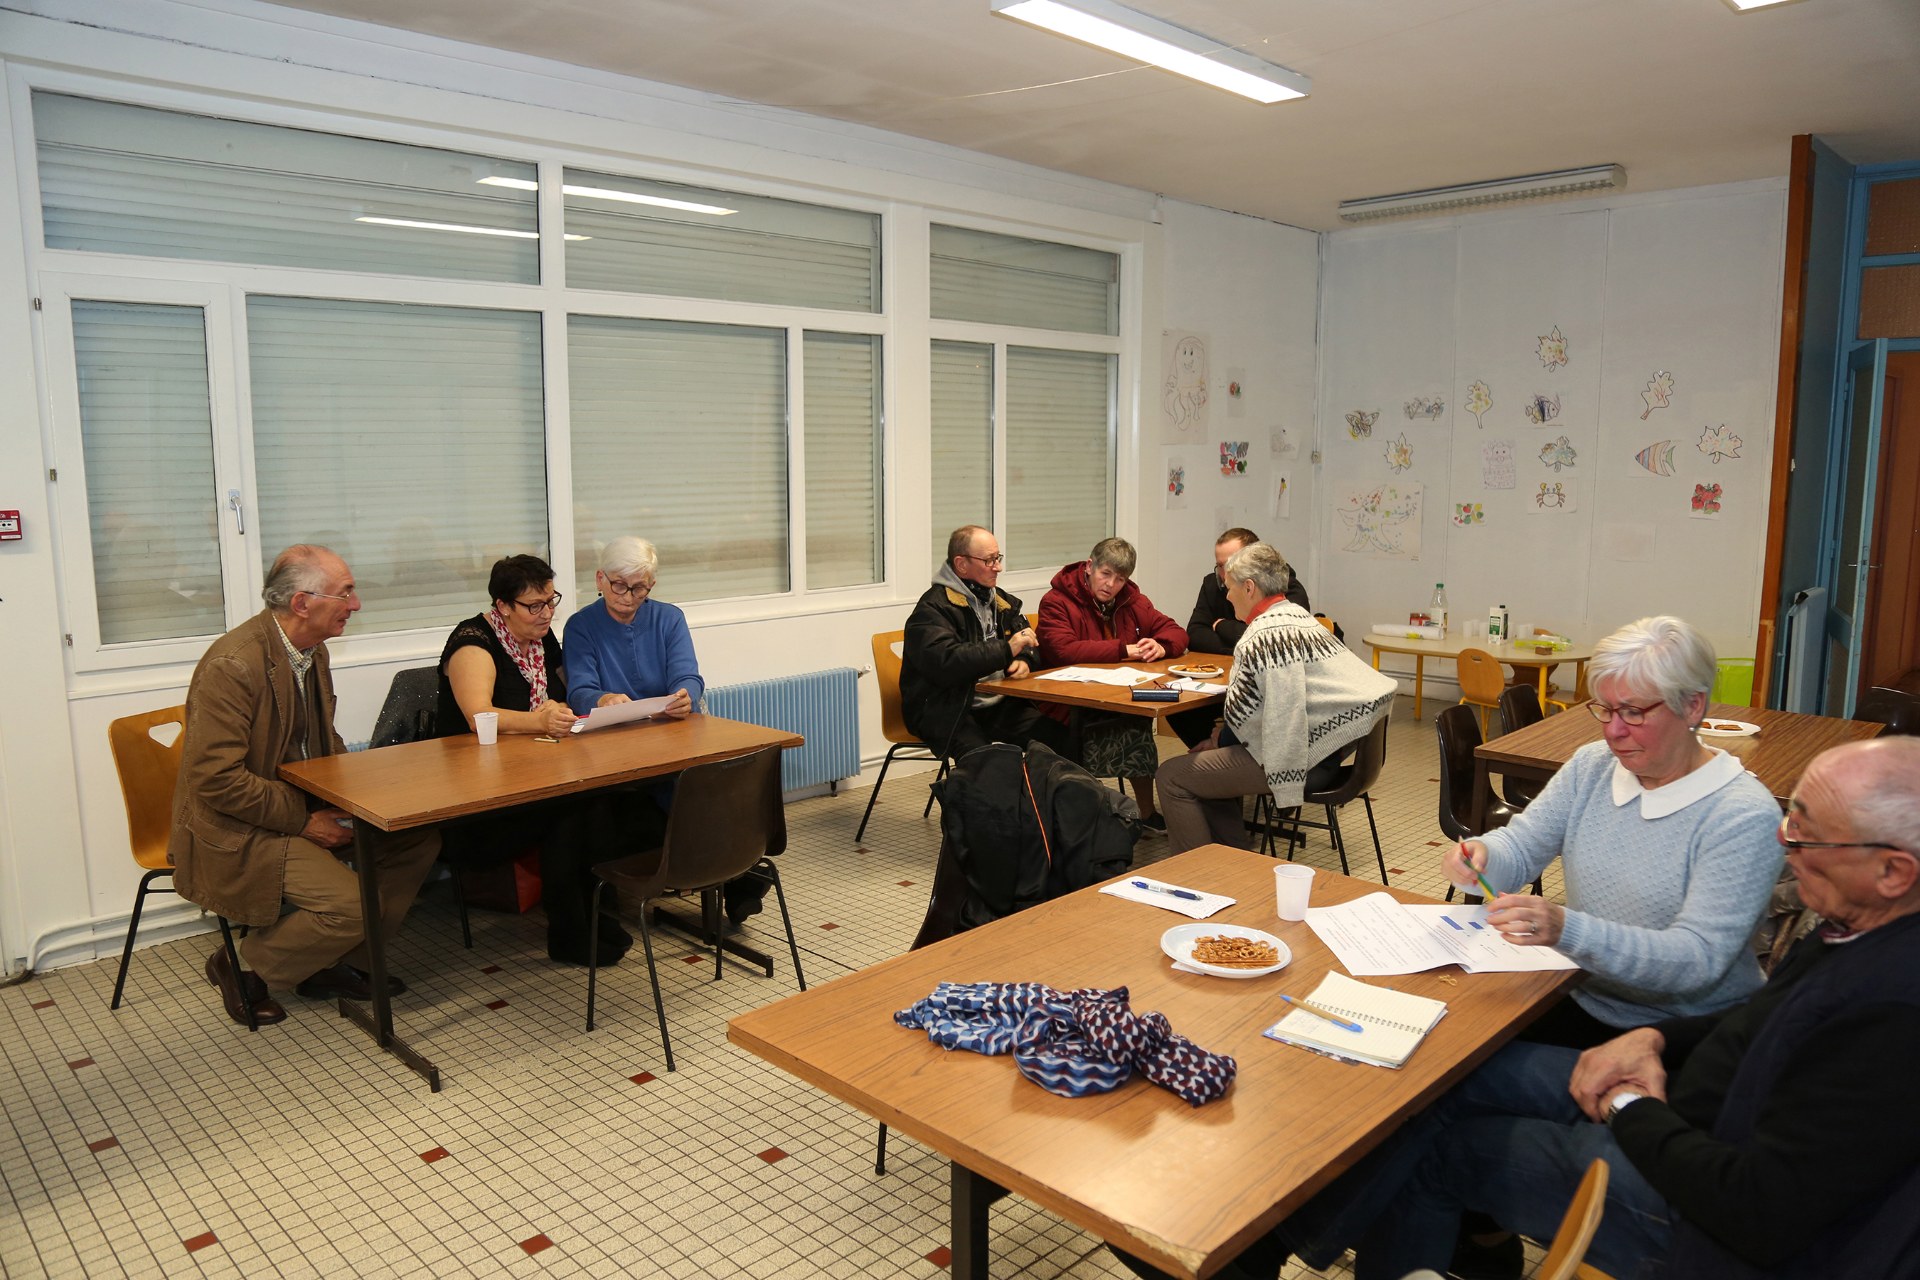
[900,579,1029,746]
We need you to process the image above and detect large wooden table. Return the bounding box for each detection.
[282,713,801,1090]
[978,655,1233,719]
[1473,701,1882,828]
[1361,633,1595,720]
[729,845,1579,1279]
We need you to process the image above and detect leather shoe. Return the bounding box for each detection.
[204,948,286,1027]
[294,962,405,1001]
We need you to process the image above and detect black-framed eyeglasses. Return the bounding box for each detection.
[1778,813,1902,855]
[1586,700,1663,726]
[960,553,1006,568]
[604,579,653,601]
[512,593,562,615]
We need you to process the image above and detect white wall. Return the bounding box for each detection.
[0,2,1318,969]
[1315,182,1787,697]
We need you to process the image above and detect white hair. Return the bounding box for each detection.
[1223,541,1292,598]
[1588,616,1717,715]
[1839,738,1920,855]
[600,535,658,580]
[261,545,337,611]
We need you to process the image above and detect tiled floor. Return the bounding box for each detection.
[1,696,1563,1279]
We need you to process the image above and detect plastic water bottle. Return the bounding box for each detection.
[1430,583,1448,634]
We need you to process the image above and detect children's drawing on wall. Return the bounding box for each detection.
[1272,426,1301,460]
[1272,471,1292,520]
[1345,408,1378,440]
[1161,331,1209,438]
[1690,483,1724,519]
[1527,480,1578,513]
[1465,380,1493,427]
[1482,439,1517,490]
[1226,366,1246,419]
[1524,392,1561,425]
[1640,370,1676,420]
[1165,458,1187,510]
[1220,440,1250,476]
[1384,433,1414,473]
[1537,325,1568,371]
[1337,482,1423,559]
[1697,423,1743,464]
[1404,396,1445,420]
[1452,502,1486,527]
[1538,435,1578,472]
[1634,440,1678,477]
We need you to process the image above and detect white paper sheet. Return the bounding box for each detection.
[1032,666,1159,687]
[1305,893,1580,976]
[1098,878,1234,920]
[569,695,673,733]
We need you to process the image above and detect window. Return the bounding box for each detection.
[72,300,225,645]
[35,93,540,283]
[930,224,1119,335]
[803,332,884,589]
[564,168,880,311]
[929,341,994,554]
[569,316,788,604]
[248,297,549,633]
[1006,347,1115,569]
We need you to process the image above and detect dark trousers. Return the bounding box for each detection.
[1167,705,1219,748]
[912,695,1072,762]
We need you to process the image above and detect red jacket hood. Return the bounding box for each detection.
[1048,561,1140,611]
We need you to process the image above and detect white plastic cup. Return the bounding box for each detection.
[473,711,499,746]
[1274,863,1315,921]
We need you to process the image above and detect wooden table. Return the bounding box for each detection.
[282,714,802,1090]
[729,845,1578,1279]
[1361,634,1595,720]
[1472,702,1883,829]
[978,655,1233,718]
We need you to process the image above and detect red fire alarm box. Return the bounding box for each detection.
[0,511,20,541]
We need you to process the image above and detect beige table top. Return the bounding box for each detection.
[978,655,1234,718]
[1361,632,1596,668]
[728,845,1579,1279]
[1476,701,1883,801]
[281,713,803,831]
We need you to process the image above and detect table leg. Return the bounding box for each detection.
[335,824,441,1092]
[1413,656,1425,720]
[951,1162,1006,1280]
[1538,666,1549,710]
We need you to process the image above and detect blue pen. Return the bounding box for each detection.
[1131,879,1201,901]
[1278,994,1365,1034]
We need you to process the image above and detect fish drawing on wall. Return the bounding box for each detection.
[1635,441,1678,477]
[1464,380,1493,428]
[1345,409,1379,439]
[1692,483,1723,516]
[1524,393,1561,425]
[1698,423,1743,464]
[1537,325,1569,371]
[1384,433,1414,473]
[1404,396,1445,420]
[1538,435,1578,472]
[1641,370,1676,420]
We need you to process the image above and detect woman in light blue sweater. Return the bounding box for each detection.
[1446,616,1782,1047]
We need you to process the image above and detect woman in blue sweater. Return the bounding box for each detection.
[563,536,705,719]
[1447,615,1783,1048]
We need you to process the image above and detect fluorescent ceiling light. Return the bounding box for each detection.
[355,216,587,240]
[478,175,737,216]
[1722,0,1808,10]
[1337,165,1627,223]
[990,0,1309,104]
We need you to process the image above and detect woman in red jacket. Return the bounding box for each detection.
[1037,538,1188,831]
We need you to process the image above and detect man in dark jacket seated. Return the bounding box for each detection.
[1118,735,1920,1280]
[1171,527,1313,747]
[901,526,1069,761]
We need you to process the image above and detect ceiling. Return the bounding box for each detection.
[263,0,1920,230]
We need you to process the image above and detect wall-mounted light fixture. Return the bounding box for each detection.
[989,0,1309,104]
[1337,165,1627,224]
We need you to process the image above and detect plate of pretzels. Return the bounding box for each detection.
[1166,663,1225,679]
[1161,923,1291,979]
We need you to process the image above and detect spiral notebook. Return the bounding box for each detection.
[1262,971,1448,1068]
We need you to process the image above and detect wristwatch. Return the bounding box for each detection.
[1606,1091,1646,1123]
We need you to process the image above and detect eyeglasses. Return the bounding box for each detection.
[960,553,1006,568]
[1778,813,1902,855]
[511,593,562,615]
[298,588,359,603]
[1586,700,1663,726]
[604,579,653,601]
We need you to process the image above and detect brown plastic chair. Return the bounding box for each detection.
[1258,713,1392,883]
[1538,1159,1611,1280]
[106,706,257,1028]
[856,630,944,842]
[1496,685,1545,808]
[1456,647,1506,736]
[585,746,804,1069]
[1855,686,1920,736]
[1435,705,1538,903]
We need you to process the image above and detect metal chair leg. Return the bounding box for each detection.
[761,861,806,991]
[855,746,900,843]
[875,1123,889,1176]
[453,864,473,950]
[634,903,674,1072]
[216,916,257,1032]
[111,868,170,1010]
[586,881,603,1032]
[1362,794,1388,884]
[1325,804,1352,876]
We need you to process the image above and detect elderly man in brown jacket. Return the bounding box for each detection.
[171,544,439,1026]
